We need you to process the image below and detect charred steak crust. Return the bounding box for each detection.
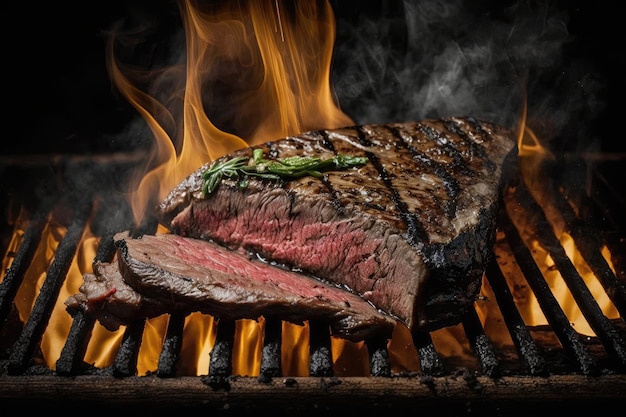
[66,232,396,341]
[157,117,517,331]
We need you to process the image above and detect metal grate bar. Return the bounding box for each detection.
[0,196,55,332]
[93,232,121,264]
[56,230,120,376]
[411,330,444,375]
[462,308,500,377]
[485,257,548,375]
[365,335,391,376]
[55,310,96,376]
[259,317,282,381]
[515,182,626,370]
[7,197,92,375]
[568,226,626,319]
[309,320,333,376]
[156,312,187,378]
[500,206,598,375]
[551,179,626,319]
[207,318,235,385]
[112,319,146,377]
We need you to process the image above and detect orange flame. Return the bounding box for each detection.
[107,0,353,225]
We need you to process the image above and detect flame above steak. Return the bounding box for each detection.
[107,0,354,225]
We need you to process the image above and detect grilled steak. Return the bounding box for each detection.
[157,117,517,331]
[65,232,396,341]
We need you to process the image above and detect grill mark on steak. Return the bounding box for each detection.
[419,123,475,177]
[320,175,346,214]
[355,124,430,247]
[319,129,336,151]
[320,132,390,216]
[444,117,496,174]
[387,124,460,221]
[299,129,348,214]
[408,122,476,223]
[316,131,348,213]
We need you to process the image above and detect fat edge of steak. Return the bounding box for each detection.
[157,117,518,331]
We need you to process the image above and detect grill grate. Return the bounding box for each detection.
[499,204,600,374]
[0,154,625,412]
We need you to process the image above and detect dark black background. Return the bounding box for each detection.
[3,0,623,156]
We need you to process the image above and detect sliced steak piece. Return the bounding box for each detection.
[65,260,166,331]
[66,232,396,341]
[157,117,517,331]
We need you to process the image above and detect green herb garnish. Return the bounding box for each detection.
[202,148,368,196]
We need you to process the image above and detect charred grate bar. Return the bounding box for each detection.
[7,194,93,375]
[55,310,95,376]
[56,228,121,376]
[308,320,334,377]
[485,257,548,376]
[0,196,55,338]
[411,330,444,376]
[365,335,391,377]
[461,307,500,377]
[499,200,600,375]
[259,317,282,380]
[511,179,626,371]
[156,312,186,378]
[207,319,235,386]
[112,319,146,378]
[550,169,626,318]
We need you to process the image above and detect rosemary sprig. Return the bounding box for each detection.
[202,148,368,196]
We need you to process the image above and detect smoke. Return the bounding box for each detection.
[101,0,610,157]
[331,0,604,150]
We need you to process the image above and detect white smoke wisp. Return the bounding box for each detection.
[331,0,601,149]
